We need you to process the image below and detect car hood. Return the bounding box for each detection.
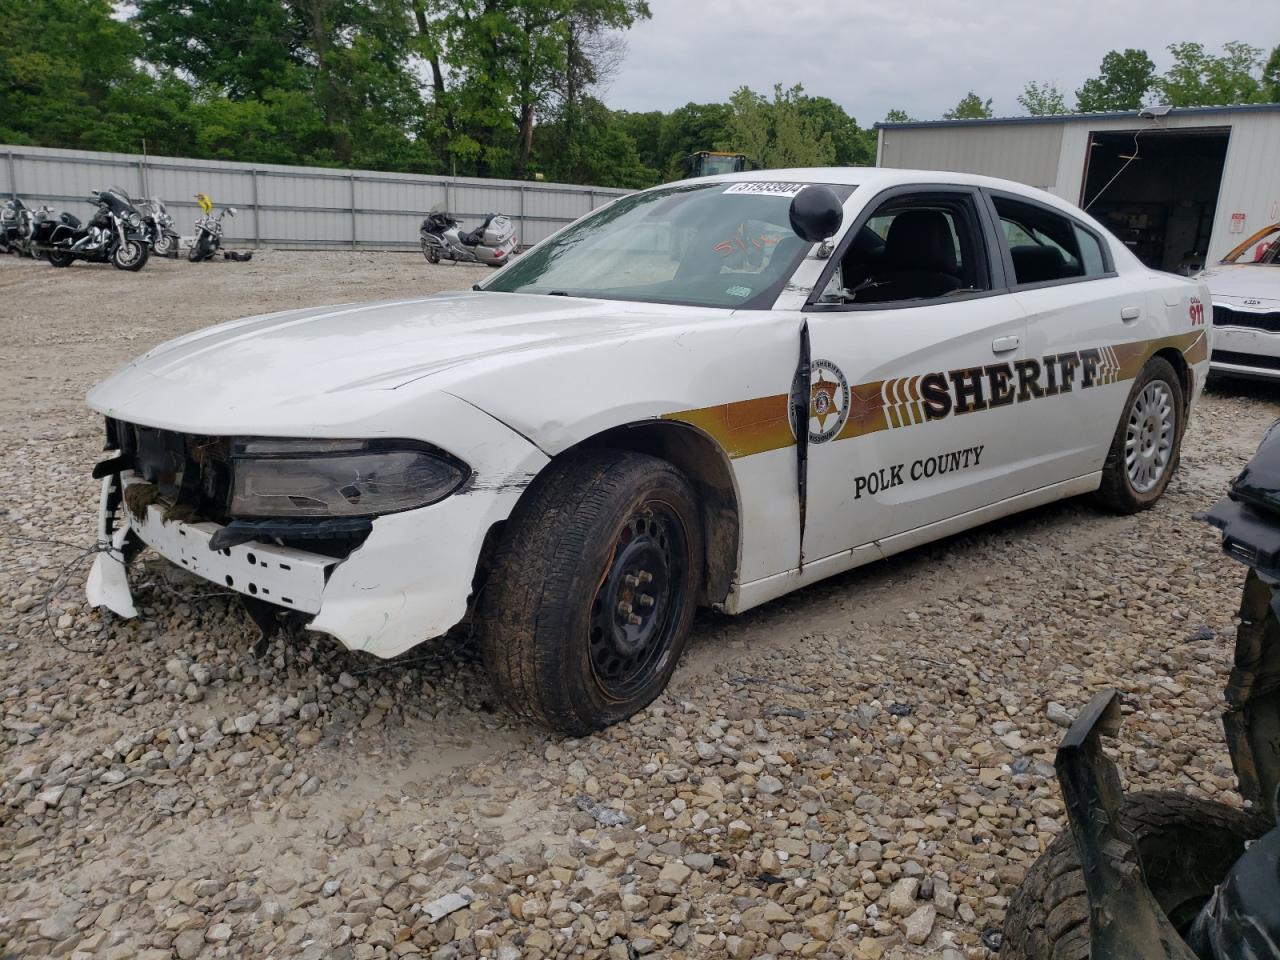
[87,291,728,432]
[1198,264,1280,305]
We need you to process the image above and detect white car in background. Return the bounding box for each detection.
[1199,222,1280,380]
[85,168,1210,734]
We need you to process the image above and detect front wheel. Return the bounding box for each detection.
[1094,357,1184,513]
[476,450,704,735]
[153,233,174,258]
[188,234,214,263]
[422,238,440,263]
[111,239,149,271]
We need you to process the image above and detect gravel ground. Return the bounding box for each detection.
[1,251,1278,960]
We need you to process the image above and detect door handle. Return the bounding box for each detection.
[992,335,1020,353]
[1120,306,1141,321]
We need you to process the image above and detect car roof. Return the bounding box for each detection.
[665,166,1085,217]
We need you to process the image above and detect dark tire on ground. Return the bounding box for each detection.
[475,449,703,735]
[46,250,74,268]
[110,239,149,271]
[188,235,213,263]
[1002,791,1268,960]
[1094,356,1184,513]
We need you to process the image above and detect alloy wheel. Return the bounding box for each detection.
[1125,380,1174,493]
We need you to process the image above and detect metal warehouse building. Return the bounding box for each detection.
[876,104,1280,273]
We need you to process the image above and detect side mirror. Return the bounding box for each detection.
[227,207,238,217]
[789,186,843,243]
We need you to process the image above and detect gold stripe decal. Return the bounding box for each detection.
[664,331,1204,460]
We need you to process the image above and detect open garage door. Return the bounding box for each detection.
[1081,128,1230,274]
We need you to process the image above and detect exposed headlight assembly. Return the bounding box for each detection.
[230,439,469,519]
[126,212,141,228]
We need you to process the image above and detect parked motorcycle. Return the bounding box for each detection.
[189,193,236,262]
[3,198,50,258]
[32,187,150,271]
[1,198,25,254]
[139,197,180,258]
[420,207,516,267]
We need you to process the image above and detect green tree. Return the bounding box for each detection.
[721,84,835,170]
[654,101,733,179]
[134,0,304,100]
[0,0,146,149]
[1075,48,1156,112]
[1017,80,1067,116]
[943,91,992,120]
[882,108,916,123]
[531,96,655,187]
[794,95,874,165]
[1265,45,1280,101]
[1155,41,1266,106]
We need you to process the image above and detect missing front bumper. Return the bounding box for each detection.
[87,474,337,617]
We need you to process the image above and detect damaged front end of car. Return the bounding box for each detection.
[87,418,469,651]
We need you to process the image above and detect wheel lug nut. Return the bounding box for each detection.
[638,571,653,584]
[617,600,633,616]
[627,614,642,626]
[624,574,639,587]
[638,594,655,608]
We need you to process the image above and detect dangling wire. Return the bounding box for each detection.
[1084,123,1151,212]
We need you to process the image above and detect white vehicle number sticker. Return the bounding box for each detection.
[723,182,805,197]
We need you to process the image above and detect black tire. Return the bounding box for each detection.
[422,239,440,264]
[475,449,703,735]
[153,233,174,258]
[188,234,213,263]
[1094,357,1184,513]
[1002,791,1267,960]
[46,250,73,268]
[110,239,149,272]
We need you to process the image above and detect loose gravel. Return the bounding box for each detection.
[1,251,1278,960]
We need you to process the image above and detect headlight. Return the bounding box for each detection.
[127,212,141,228]
[230,439,469,518]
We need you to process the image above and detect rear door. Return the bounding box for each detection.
[798,185,1028,562]
[986,191,1149,491]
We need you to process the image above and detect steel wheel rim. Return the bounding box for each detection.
[1125,380,1174,493]
[118,241,141,266]
[588,502,688,701]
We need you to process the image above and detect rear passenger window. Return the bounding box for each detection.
[1074,225,1106,276]
[993,195,1107,286]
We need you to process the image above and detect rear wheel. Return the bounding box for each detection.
[1094,357,1183,513]
[46,250,73,268]
[1002,791,1267,960]
[475,450,703,735]
[111,239,148,271]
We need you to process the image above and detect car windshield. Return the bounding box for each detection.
[484,180,856,309]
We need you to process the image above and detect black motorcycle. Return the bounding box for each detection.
[34,187,150,271]
[139,197,179,259]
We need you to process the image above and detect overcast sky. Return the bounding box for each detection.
[606,0,1280,123]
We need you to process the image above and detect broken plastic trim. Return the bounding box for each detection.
[208,517,374,551]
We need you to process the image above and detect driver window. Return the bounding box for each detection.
[820,192,990,305]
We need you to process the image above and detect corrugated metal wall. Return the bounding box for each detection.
[0,144,631,249]
[878,109,1280,265]
[877,123,1064,190]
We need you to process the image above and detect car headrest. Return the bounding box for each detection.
[883,210,957,275]
[1009,244,1066,284]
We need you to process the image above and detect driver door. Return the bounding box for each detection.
[798,185,1029,563]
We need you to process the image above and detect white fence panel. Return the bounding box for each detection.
[0,144,632,250]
